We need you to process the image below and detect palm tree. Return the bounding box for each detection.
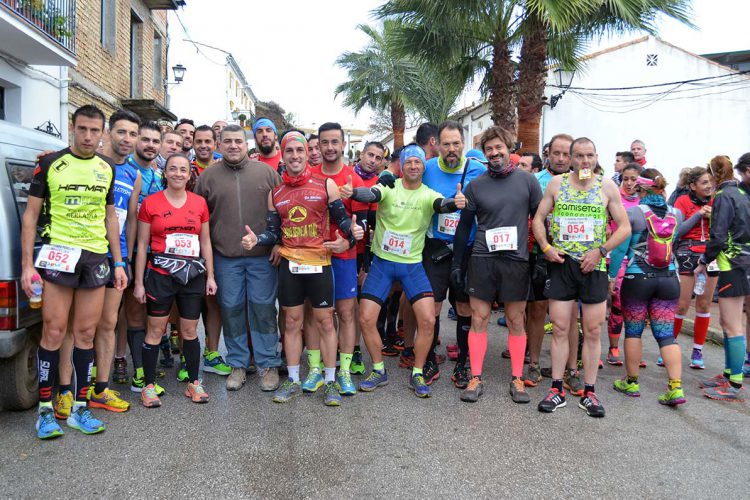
[336,21,464,148]
[376,0,693,154]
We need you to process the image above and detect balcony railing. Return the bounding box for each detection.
[0,0,75,54]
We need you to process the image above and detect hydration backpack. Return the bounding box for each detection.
[635,206,678,268]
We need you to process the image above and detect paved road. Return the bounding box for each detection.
[1,308,748,498]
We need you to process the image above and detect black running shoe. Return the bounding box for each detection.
[579,392,606,418]
[452,364,470,389]
[538,388,567,413]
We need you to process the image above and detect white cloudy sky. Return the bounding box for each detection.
[168,0,749,130]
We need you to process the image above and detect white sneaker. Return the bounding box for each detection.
[226,367,246,391]
[259,367,280,392]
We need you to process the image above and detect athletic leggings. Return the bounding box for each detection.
[607,261,626,338]
[620,273,680,348]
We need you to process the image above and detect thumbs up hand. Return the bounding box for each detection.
[351,214,364,241]
[241,224,258,251]
[340,175,354,199]
[454,183,466,209]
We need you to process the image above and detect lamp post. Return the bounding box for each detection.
[549,68,575,109]
[164,63,187,109]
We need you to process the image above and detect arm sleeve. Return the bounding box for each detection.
[329,198,353,235]
[256,211,282,246]
[674,208,700,241]
[608,210,636,278]
[350,186,382,203]
[433,197,458,213]
[529,175,543,218]
[704,194,733,264]
[451,206,476,271]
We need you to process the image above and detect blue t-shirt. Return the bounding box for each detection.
[127,155,163,205]
[423,157,485,243]
[109,161,138,259]
[535,167,556,193]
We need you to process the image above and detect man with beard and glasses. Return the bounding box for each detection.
[253,117,283,173]
[175,118,196,160]
[451,126,542,404]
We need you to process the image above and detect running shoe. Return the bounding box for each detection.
[113,357,128,384]
[579,392,606,417]
[501,349,511,359]
[67,406,106,434]
[350,350,365,375]
[524,364,542,387]
[543,322,553,334]
[381,340,399,357]
[409,373,431,398]
[89,388,130,412]
[423,360,440,385]
[606,347,623,366]
[639,360,647,368]
[177,357,188,382]
[658,387,686,406]
[36,409,63,440]
[130,375,166,396]
[159,339,174,368]
[54,390,73,420]
[324,382,342,406]
[447,307,457,321]
[613,378,641,397]
[497,316,507,327]
[141,384,162,408]
[398,350,415,369]
[598,359,604,369]
[537,388,566,413]
[393,338,405,351]
[336,370,357,395]
[689,348,705,370]
[509,378,530,404]
[185,380,209,403]
[358,370,388,392]
[563,370,584,397]
[460,376,484,403]
[656,356,664,367]
[446,343,459,361]
[700,374,730,389]
[302,368,325,393]
[540,366,552,378]
[203,351,232,376]
[452,364,470,389]
[170,330,180,354]
[743,362,750,378]
[703,384,746,402]
[273,378,301,403]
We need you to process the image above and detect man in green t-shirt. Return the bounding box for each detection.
[343,144,465,398]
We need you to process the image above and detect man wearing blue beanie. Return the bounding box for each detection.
[253,117,282,173]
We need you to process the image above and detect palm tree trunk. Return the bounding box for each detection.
[391,100,406,149]
[489,37,516,132]
[516,18,547,155]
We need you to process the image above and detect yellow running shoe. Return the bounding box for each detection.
[54,390,73,420]
[89,388,130,412]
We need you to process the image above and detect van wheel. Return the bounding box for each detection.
[0,332,39,410]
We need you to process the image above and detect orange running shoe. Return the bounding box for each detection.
[141,384,162,408]
[185,380,209,404]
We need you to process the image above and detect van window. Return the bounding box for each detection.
[5,161,41,242]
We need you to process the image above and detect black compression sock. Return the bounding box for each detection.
[94,381,108,394]
[584,384,595,395]
[456,315,471,364]
[142,342,160,386]
[552,379,563,392]
[183,337,201,382]
[72,347,95,403]
[37,347,59,403]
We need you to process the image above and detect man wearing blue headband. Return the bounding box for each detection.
[253,117,283,173]
[341,143,465,398]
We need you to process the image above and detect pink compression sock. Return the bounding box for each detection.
[508,334,527,378]
[468,330,487,377]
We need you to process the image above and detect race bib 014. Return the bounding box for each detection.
[381,230,413,257]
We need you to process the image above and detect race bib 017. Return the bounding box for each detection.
[485,226,517,252]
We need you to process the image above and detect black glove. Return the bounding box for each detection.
[377,171,396,189]
[449,267,465,291]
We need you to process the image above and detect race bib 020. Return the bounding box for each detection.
[485,226,517,252]
[165,233,200,257]
[437,213,460,236]
[35,244,82,273]
[381,230,413,257]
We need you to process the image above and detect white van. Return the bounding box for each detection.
[0,120,65,410]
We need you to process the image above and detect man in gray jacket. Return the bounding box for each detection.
[194,124,282,392]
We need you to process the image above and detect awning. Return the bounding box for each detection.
[121,99,177,122]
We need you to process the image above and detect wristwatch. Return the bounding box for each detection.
[598,245,608,257]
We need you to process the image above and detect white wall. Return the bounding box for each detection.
[0,61,68,143]
[541,37,750,187]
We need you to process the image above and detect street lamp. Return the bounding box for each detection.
[172,64,186,83]
[549,68,575,109]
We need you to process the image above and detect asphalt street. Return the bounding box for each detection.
[0,308,747,499]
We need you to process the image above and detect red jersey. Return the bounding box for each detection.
[138,191,209,274]
[259,151,282,172]
[272,176,331,266]
[310,164,368,260]
[674,194,712,252]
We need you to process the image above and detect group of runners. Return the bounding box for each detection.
[21,104,750,440]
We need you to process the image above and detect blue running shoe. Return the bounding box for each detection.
[273,378,302,403]
[447,307,457,321]
[302,368,324,393]
[336,370,356,395]
[66,406,105,435]
[689,348,705,370]
[324,382,342,406]
[358,370,388,392]
[497,316,507,327]
[36,409,63,440]
[409,373,431,398]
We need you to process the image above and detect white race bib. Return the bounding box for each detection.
[165,233,199,257]
[35,244,82,273]
[485,227,517,252]
[289,261,323,274]
[115,207,128,236]
[707,260,719,273]
[559,217,594,242]
[381,230,413,257]
[437,213,460,236]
